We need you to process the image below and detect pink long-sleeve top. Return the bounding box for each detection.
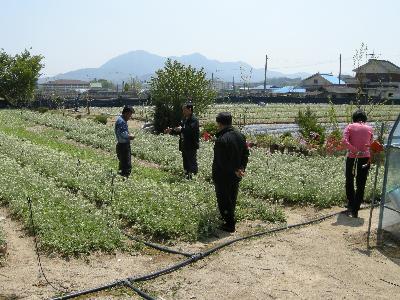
[342,122,374,158]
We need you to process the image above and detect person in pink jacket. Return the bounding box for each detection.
[342,110,373,218]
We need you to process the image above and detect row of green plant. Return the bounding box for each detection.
[0,127,283,244]
[0,112,176,184]
[0,153,123,256]
[9,109,382,207]
[70,102,400,127]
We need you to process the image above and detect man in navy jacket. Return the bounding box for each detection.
[212,112,249,232]
[165,102,200,179]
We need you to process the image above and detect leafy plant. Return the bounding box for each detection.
[94,114,108,125]
[296,106,326,145]
[150,59,216,132]
[201,122,218,136]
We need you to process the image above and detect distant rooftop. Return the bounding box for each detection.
[353,59,400,74]
[272,86,306,94]
[302,73,345,85]
[320,74,344,85]
[250,84,277,90]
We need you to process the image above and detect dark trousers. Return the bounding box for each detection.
[345,157,370,214]
[215,179,239,227]
[116,143,131,177]
[182,149,198,175]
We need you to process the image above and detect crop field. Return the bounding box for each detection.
[91,103,400,125]
[0,109,286,256]
[0,108,385,257]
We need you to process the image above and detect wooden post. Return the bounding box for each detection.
[339,54,342,85]
[264,54,268,93]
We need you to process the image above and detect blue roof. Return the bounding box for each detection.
[321,74,344,84]
[272,86,306,94]
[251,84,276,90]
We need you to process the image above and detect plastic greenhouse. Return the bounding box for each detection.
[378,114,400,243]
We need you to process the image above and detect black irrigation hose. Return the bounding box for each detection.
[27,197,69,294]
[51,280,156,300]
[124,232,195,257]
[51,280,122,300]
[128,254,202,282]
[53,206,366,300]
[123,280,157,300]
[129,209,346,283]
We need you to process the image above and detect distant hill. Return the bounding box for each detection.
[43,50,310,83]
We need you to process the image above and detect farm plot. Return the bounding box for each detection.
[12,109,382,207]
[0,110,283,256]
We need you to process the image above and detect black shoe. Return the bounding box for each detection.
[342,210,352,217]
[219,223,235,233]
[352,211,358,218]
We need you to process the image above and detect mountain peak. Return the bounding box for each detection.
[52,50,310,83]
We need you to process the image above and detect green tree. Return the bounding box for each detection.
[150,59,216,132]
[94,79,115,90]
[124,82,130,92]
[0,49,44,106]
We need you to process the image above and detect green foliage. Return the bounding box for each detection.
[296,106,326,145]
[93,79,115,90]
[280,132,292,139]
[255,134,281,147]
[150,59,216,132]
[35,107,49,114]
[201,122,218,136]
[0,49,44,106]
[124,82,130,92]
[94,114,108,125]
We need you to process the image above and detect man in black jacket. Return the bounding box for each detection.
[165,103,200,179]
[212,112,249,232]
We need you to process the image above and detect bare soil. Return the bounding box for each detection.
[1,206,399,299]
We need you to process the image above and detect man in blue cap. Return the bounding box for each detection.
[212,112,249,232]
[114,106,135,177]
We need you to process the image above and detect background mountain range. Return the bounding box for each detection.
[42,50,310,83]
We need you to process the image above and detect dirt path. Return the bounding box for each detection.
[143,208,400,300]
[0,208,179,300]
[1,207,400,299]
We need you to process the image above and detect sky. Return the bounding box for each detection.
[1,0,400,78]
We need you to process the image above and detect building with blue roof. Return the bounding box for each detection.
[272,86,306,94]
[300,72,344,91]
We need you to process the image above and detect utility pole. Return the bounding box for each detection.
[211,72,214,88]
[264,54,268,93]
[233,76,235,93]
[339,54,342,85]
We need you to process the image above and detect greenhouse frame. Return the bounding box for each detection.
[378,114,400,243]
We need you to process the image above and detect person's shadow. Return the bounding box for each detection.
[331,213,365,227]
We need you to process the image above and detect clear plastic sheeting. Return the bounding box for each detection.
[378,114,400,242]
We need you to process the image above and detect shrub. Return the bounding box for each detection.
[201,122,218,136]
[35,107,48,114]
[94,114,108,125]
[296,106,325,145]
